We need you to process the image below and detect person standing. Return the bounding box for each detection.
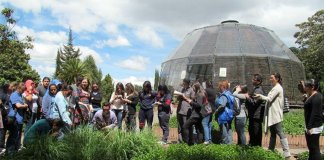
[90,82,103,117]
[233,85,249,146]
[138,81,157,130]
[110,82,126,129]
[246,74,265,146]
[75,78,92,125]
[0,82,15,154]
[215,80,234,144]
[203,80,215,144]
[254,73,291,159]
[156,84,172,145]
[6,82,28,155]
[23,80,39,132]
[176,79,194,142]
[182,81,207,145]
[302,79,323,160]
[123,83,138,132]
[36,77,50,119]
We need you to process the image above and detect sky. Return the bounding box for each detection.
[0,0,323,86]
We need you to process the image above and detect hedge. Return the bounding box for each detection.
[133,144,284,160]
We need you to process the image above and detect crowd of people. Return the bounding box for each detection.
[0,73,322,159]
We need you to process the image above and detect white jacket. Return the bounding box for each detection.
[260,83,284,130]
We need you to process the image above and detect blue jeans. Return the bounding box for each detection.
[202,114,212,142]
[219,122,232,144]
[112,109,123,129]
[235,117,246,145]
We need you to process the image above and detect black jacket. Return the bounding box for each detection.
[304,92,323,129]
[246,85,265,120]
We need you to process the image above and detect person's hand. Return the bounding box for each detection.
[155,102,162,105]
[235,85,242,92]
[253,94,261,99]
[307,129,313,135]
[244,93,251,100]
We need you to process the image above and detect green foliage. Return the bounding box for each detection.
[282,110,306,135]
[5,127,161,160]
[296,151,324,160]
[101,74,114,102]
[294,10,324,81]
[58,58,88,84]
[154,69,159,90]
[54,28,82,80]
[83,55,102,84]
[133,144,284,160]
[0,8,40,86]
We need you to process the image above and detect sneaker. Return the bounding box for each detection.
[203,141,210,145]
[158,141,167,145]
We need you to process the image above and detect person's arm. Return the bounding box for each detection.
[109,92,117,103]
[56,93,72,125]
[233,90,247,99]
[258,87,280,103]
[214,96,227,116]
[107,112,117,128]
[307,95,322,130]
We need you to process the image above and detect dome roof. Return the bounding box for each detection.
[165,22,300,63]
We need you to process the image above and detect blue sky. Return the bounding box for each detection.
[0,0,323,85]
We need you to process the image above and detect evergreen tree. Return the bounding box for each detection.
[54,27,81,77]
[84,55,102,84]
[154,69,159,90]
[0,8,40,85]
[101,74,114,102]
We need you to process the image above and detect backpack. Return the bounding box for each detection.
[216,90,239,124]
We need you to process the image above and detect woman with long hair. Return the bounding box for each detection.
[138,81,157,130]
[156,84,172,144]
[123,83,138,131]
[255,73,291,159]
[110,82,126,129]
[182,81,208,145]
[74,78,92,125]
[302,79,323,160]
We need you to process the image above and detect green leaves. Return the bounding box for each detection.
[294,10,324,81]
[0,8,40,86]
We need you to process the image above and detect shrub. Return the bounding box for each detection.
[133,144,284,160]
[296,151,324,160]
[4,127,161,160]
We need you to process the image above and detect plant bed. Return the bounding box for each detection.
[133,143,284,160]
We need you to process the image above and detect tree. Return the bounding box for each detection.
[101,74,114,102]
[83,55,102,85]
[154,69,159,90]
[294,10,324,80]
[54,27,81,77]
[58,58,88,84]
[0,8,40,85]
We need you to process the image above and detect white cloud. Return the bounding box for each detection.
[77,46,104,64]
[106,35,131,47]
[134,27,164,48]
[116,56,149,71]
[94,35,130,48]
[32,64,56,78]
[113,76,154,86]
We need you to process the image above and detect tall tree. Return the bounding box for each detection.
[83,55,102,84]
[58,58,88,84]
[0,8,40,85]
[294,10,324,80]
[154,69,159,90]
[54,27,81,77]
[101,74,114,102]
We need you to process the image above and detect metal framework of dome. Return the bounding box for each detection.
[160,21,305,102]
